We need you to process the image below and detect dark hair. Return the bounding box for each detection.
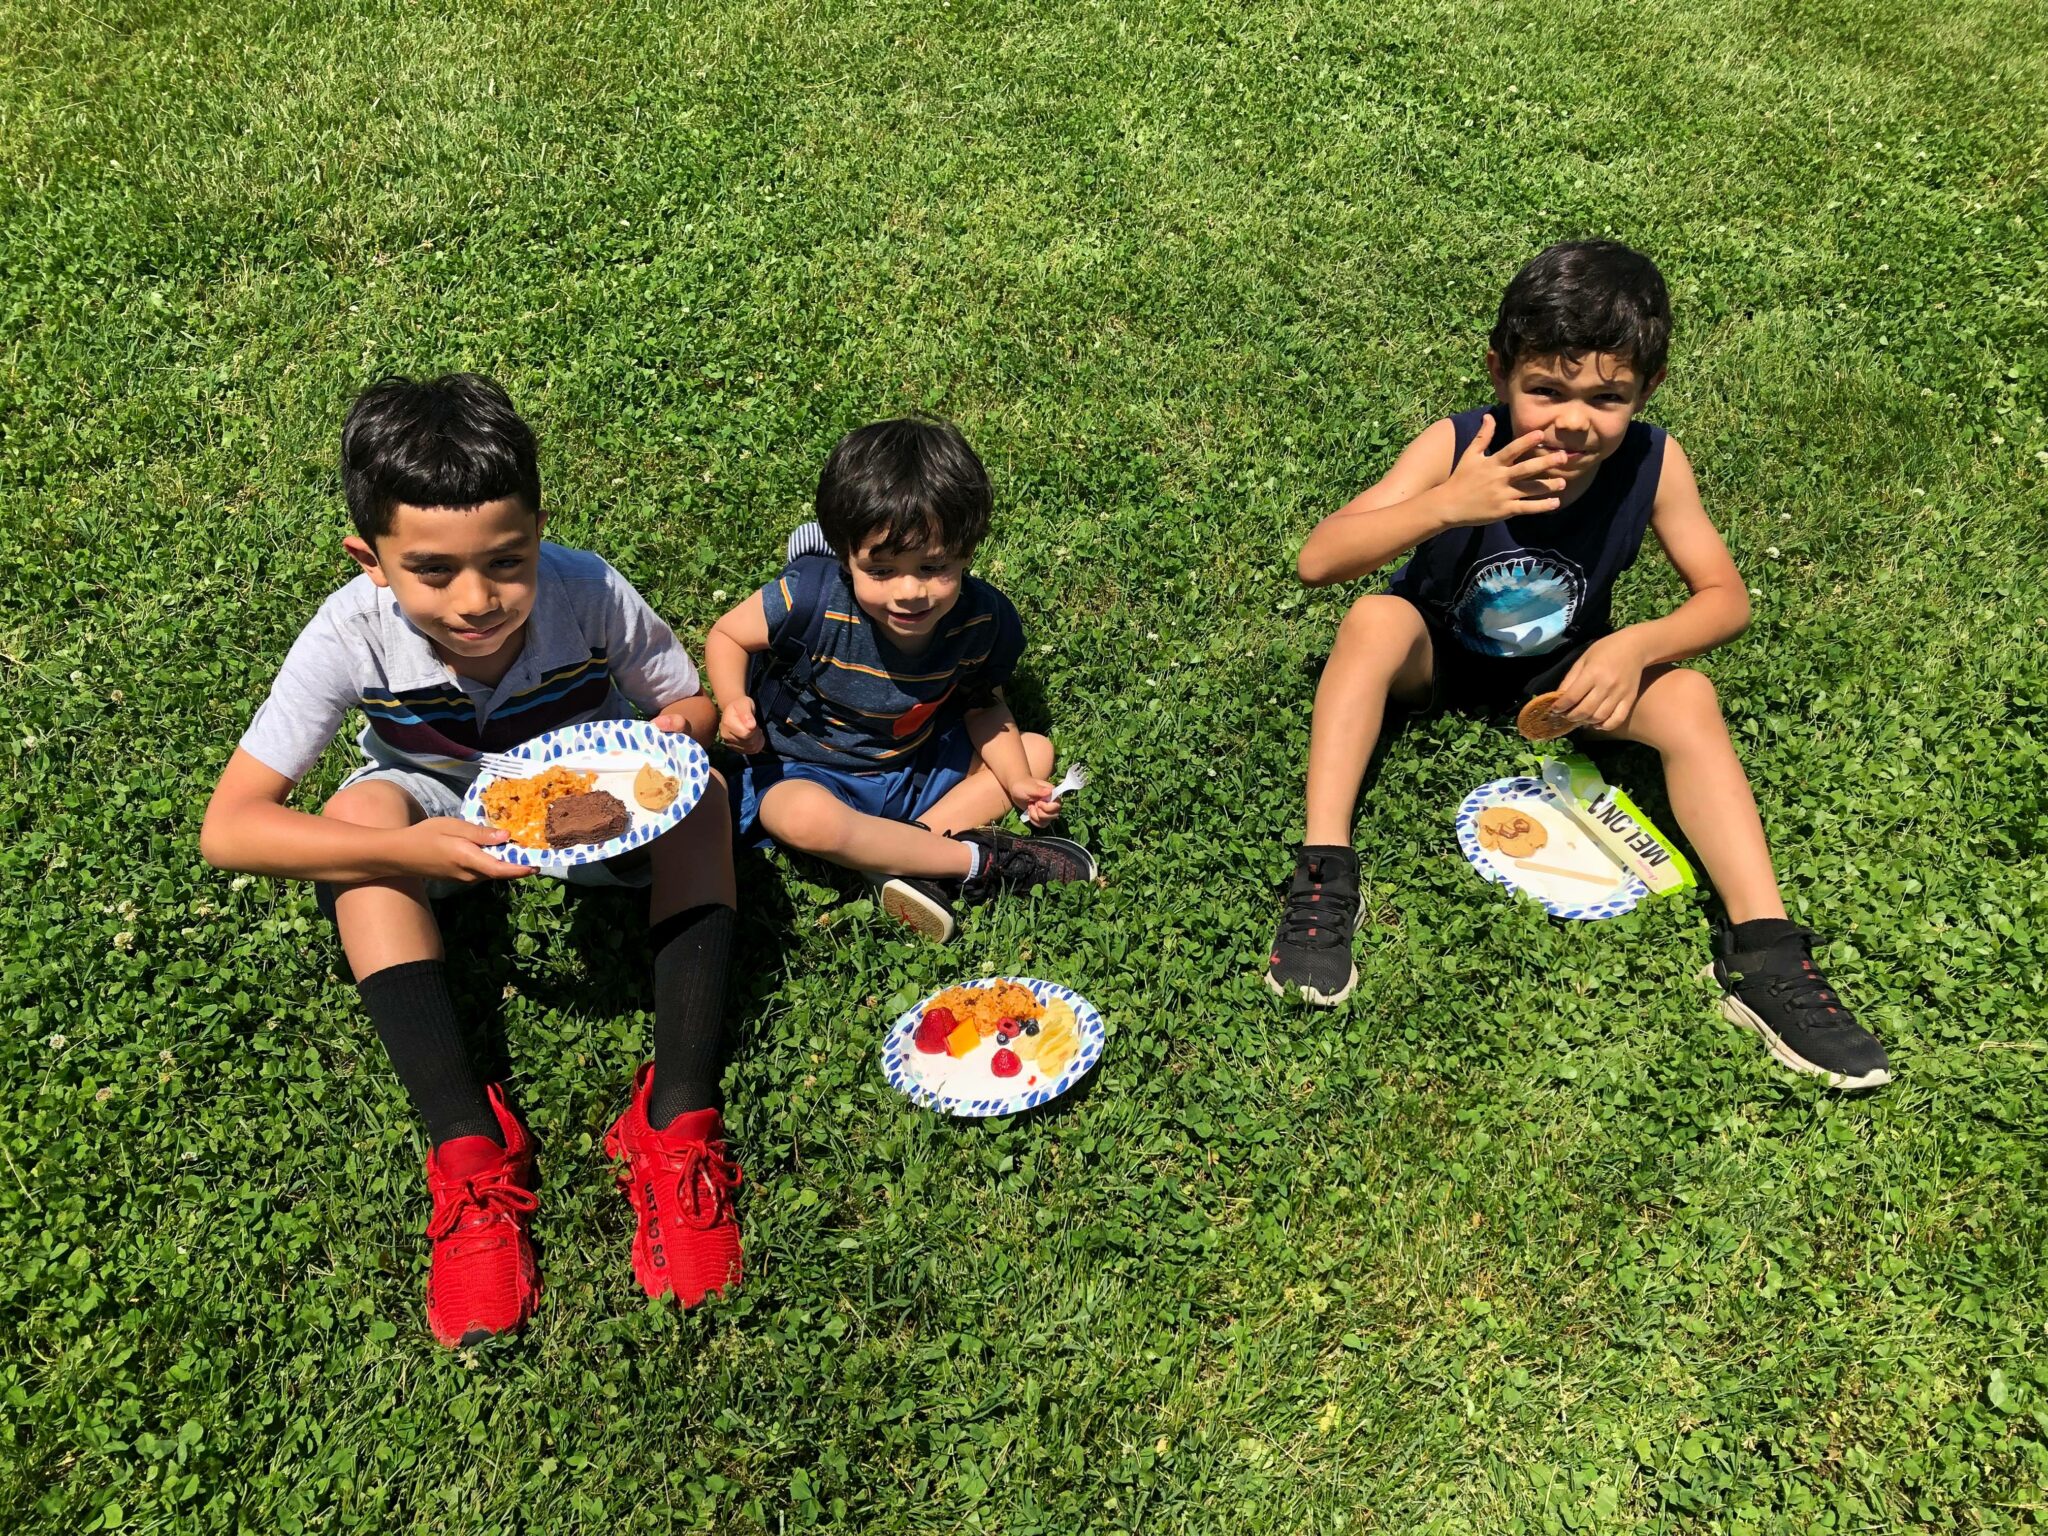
[340,373,541,541]
[1490,241,1672,383]
[815,418,992,560]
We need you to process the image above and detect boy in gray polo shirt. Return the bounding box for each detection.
[202,374,744,1348]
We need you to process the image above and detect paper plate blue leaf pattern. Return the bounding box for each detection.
[880,977,1106,1118]
[458,719,712,868]
[1455,776,1647,921]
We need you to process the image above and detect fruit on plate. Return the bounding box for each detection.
[913,1008,956,1054]
[944,1019,980,1058]
[990,1048,1021,1078]
[1032,1000,1080,1075]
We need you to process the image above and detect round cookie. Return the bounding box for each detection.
[633,761,680,812]
[1476,804,1549,859]
[1516,690,1577,742]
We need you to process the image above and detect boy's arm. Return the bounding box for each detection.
[1549,439,1752,730]
[704,591,773,753]
[199,749,530,885]
[1296,416,1569,587]
[963,697,1060,828]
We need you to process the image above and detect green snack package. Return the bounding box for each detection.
[1537,752,1696,898]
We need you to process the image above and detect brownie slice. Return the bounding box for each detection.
[544,790,629,848]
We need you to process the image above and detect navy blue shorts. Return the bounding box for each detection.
[735,726,979,848]
[1396,596,1608,718]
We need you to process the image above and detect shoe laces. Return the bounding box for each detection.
[428,1164,538,1248]
[624,1138,743,1231]
[1746,935,1854,1026]
[1277,860,1358,950]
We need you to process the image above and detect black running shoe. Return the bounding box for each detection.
[875,874,959,943]
[1706,920,1891,1090]
[953,828,1098,902]
[1266,845,1360,1007]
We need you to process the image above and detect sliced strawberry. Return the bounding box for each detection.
[990,1048,1021,1078]
[913,1010,954,1054]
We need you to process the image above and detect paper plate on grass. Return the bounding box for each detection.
[880,976,1105,1118]
[459,718,712,868]
[1456,776,1646,921]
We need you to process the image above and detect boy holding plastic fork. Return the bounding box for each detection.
[705,417,1097,943]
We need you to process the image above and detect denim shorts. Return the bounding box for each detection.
[735,726,978,848]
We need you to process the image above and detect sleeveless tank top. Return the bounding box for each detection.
[1386,403,1666,657]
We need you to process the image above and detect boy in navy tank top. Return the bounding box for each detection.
[1267,242,1889,1090]
[704,419,1097,943]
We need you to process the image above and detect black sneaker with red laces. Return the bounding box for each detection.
[1706,919,1891,1090]
[953,827,1098,901]
[1265,845,1361,1007]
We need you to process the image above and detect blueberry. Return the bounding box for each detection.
[1024,1021,1039,1035]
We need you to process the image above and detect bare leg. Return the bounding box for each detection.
[1302,596,1434,846]
[1584,665,1787,923]
[322,780,443,979]
[648,771,737,924]
[757,779,975,880]
[916,732,1056,836]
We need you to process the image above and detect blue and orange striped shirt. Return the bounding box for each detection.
[748,554,1024,769]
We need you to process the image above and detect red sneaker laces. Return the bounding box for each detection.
[624,1139,742,1231]
[428,1167,539,1249]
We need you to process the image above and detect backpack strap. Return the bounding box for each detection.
[750,555,841,726]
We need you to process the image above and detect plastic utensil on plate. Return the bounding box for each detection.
[475,749,642,779]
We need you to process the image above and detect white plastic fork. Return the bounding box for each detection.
[473,749,626,780]
[1049,762,1089,800]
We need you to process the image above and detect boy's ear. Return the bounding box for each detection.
[1636,367,1667,408]
[1485,348,1509,397]
[342,535,389,589]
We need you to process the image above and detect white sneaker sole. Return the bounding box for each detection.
[881,880,957,943]
[1698,963,1892,1091]
[1265,963,1358,1008]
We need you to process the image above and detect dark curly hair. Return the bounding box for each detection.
[814,418,992,560]
[1490,241,1672,383]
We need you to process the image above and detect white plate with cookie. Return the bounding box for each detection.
[458,718,712,869]
[1455,776,1646,920]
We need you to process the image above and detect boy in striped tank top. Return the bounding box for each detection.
[202,375,746,1348]
[1268,243,1890,1091]
[706,418,1097,943]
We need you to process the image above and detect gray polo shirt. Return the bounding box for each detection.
[240,542,700,784]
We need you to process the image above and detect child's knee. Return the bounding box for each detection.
[758,782,850,854]
[1638,666,1726,747]
[1022,732,1055,777]
[1334,594,1425,663]
[321,779,418,828]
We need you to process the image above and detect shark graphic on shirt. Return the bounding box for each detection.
[1449,552,1587,657]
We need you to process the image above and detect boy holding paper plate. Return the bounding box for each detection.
[202,374,746,1348]
[1266,242,1890,1091]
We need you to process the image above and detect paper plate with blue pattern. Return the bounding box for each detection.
[881,976,1105,1118]
[1456,776,1646,921]
[459,718,712,869]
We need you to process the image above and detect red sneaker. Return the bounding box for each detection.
[423,1085,540,1348]
[605,1066,743,1306]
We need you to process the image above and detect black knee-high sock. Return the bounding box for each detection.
[357,959,501,1148]
[647,904,735,1129]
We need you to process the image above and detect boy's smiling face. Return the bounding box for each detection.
[344,496,545,674]
[845,531,968,652]
[1488,349,1663,498]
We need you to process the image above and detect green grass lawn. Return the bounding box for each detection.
[4,0,2046,1529]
